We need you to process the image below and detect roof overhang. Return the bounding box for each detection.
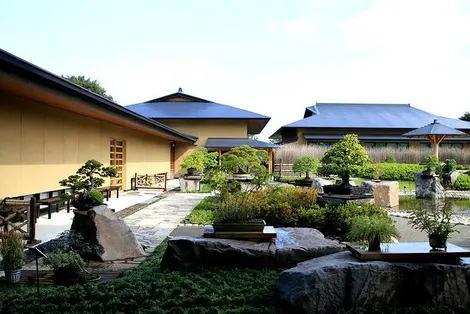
[205,138,278,149]
[303,134,470,142]
[0,49,197,143]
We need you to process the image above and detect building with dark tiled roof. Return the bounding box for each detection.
[270,103,470,150]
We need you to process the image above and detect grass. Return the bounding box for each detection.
[0,242,284,314]
[275,144,470,165]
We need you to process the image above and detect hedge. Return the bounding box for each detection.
[454,174,470,191]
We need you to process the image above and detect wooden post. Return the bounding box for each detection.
[218,148,222,166]
[268,148,273,173]
[28,197,36,244]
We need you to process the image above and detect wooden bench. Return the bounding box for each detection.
[36,194,72,219]
[96,185,121,201]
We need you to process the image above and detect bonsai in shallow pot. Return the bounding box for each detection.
[408,206,461,250]
[44,250,95,284]
[347,215,399,252]
[59,159,117,211]
[0,231,24,284]
[181,148,206,176]
[221,145,269,180]
[321,134,371,194]
[292,156,320,186]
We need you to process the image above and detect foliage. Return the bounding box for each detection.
[459,111,470,122]
[214,192,262,223]
[0,232,24,270]
[277,176,303,183]
[56,230,100,260]
[321,134,370,184]
[62,75,114,101]
[442,159,457,174]
[347,215,399,250]
[456,164,470,170]
[44,251,86,273]
[181,149,206,172]
[420,155,442,175]
[454,174,470,191]
[384,153,397,163]
[357,163,425,181]
[59,159,117,207]
[292,156,320,179]
[318,164,341,177]
[408,206,461,240]
[204,150,219,171]
[221,145,268,175]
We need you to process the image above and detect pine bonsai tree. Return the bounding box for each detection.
[321,134,370,186]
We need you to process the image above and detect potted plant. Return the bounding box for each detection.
[45,251,87,284]
[0,231,24,284]
[181,149,206,176]
[59,159,117,211]
[408,206,461,250]
[221,145,268,181]
[292,156,320,186]
[321,134,371,194]
[347,215,399,251]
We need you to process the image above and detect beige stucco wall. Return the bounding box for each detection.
[157,119,248,175]
[0,93,171,198]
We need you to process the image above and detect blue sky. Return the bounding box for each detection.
[2,0,470,139]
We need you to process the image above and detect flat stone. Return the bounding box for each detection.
[362,180,399,208]
[179,177,201,192]
[277,251,470,313]
[71,205,145,262]
[160,227,345,269]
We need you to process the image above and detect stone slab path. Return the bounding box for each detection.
[124,192,207,253]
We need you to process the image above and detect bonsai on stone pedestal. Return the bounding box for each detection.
[321,134,371,195]
[292,156,320,187]
[59,159,117,211]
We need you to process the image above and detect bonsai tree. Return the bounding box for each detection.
[321,134,370,186]
[0,231,24,284]
[292,156,320,180]
[59,159,117,209]
[442,159,457,174]
[420,155,442,176]
[347,215,399,251]
[45,251,87,284]
[408,206,461,250]
[181,149,206,175]
[221,145,268,176]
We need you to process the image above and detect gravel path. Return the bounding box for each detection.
[393,216,470,249]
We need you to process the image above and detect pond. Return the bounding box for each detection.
[399,196,470,213]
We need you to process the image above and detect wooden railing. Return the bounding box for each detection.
[0,197,36,243]
[130,172,168,191]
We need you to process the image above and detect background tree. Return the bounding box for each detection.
[292,156,320,179]
[321,134,370,186]
[62,75,114,101]
[459,112,470,122]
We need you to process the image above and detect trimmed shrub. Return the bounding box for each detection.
[292,156,320,179]
[442,159,457,173]
[318,164,341,177]
[454,174,470,191]
[384,154,397,163]
[357,163,425,181]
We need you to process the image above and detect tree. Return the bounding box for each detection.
[62,75,114,101]
[459,112,470,122]
[321,134,370,186]
[292,156,320,179]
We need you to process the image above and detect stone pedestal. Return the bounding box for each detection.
[362,180,399,208]
[70,205,145,261]
[161,228,345,269]
[179,176,202,192]
[277,251,470,313]
[415,172,445,199]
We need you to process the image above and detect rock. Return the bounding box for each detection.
[277,251,470,313]
[314,177,335,186]
[179,176,202,192]
[160,228,345,269]
[452,170,467,185]
[362,181,399,208]
[71,205,145,261]
[310,179,324,193]
[414,172,445,199]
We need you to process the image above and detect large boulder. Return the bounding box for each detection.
[71,205,145,261]
[362,180,399,208]
[415,172,445,199]
[277,251,470,313]
[161,228,344,269]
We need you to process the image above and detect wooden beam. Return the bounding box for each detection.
[268,148,273,174]
[218,148,222,166]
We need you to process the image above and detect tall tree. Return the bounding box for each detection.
[62,75,114,101]
[459,112,470,122]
